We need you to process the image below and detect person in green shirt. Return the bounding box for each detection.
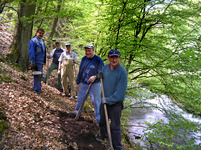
[99,49,127,150]
[43,42,65,91]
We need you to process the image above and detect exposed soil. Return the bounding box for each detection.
[0,59,110,149]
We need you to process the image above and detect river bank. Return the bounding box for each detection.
[126,87,201,149]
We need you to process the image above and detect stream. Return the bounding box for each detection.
[127,89,201,149]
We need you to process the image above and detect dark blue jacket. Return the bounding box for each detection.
[29,36,46,65]
[76,55,104,84]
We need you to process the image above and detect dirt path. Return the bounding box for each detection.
[0,60,109,149]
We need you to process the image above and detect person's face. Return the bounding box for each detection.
[66,45,71,53]
[36,30,44,39]
[108,56,120,67]
[85,48,94,58]
[56,43,60,49]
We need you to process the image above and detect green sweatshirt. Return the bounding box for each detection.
[103,64,127,105]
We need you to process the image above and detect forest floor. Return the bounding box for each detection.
[0,58,136,150]
[0,58,109,150]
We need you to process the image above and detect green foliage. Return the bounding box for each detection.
[0,120,8,134]
[137,73,201,115]
[83,101,93,115]
[0,112,9,135]
[127,79,201,149]
[20,75,27,81]
[143,117,200,149]
[0,57,5,62]
[122,98,133,127]
[6,52,23,72]
[0,74,12,83]
[12,63,23,72]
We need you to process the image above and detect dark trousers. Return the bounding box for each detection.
[99,102,123,150]
[33,63,43,93]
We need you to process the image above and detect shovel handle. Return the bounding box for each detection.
[74,82,93,120]
[100,78,114,150]
[46,57,50,85]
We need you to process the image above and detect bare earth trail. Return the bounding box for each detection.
[0,61,108,149]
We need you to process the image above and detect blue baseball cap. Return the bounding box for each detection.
[108,49,120,57]
[65,43,71,46]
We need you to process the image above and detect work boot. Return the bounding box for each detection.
[34,91,40,95]
[96,136,108,142]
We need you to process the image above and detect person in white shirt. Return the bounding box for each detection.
[58,43,78,99]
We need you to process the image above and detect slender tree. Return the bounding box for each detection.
[9,0,36,71]
[48,0,62,40]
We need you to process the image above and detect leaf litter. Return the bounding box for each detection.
[0,61,108,150]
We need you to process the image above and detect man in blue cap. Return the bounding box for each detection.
[99,49,127,150]
[29,28,46,94]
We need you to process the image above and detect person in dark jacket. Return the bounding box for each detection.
[29,28,46,94]
[99,49,127,150]
[43,42,65,91]
[74,44,104,122]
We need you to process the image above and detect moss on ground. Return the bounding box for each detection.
[0,112,9,136]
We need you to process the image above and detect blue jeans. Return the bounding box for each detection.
[75,82,101,122]
[33,63,43,93]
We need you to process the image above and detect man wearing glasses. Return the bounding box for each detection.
[29,28,46,94]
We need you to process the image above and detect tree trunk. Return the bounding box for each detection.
[48,0,62,40]
[10,0,36,71]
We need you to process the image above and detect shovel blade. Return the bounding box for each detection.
[32,71,42,75]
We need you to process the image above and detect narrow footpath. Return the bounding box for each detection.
[0,60,108,149]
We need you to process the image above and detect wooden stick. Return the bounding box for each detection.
[46,57,50,85]
[100,78,114,150]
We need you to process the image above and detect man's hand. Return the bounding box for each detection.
[57,69,61,75]
[31,64,37,71]
[88,75,96,83]
[72,58,78,64]
[102,98,107,104]
[47,55,51,59]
